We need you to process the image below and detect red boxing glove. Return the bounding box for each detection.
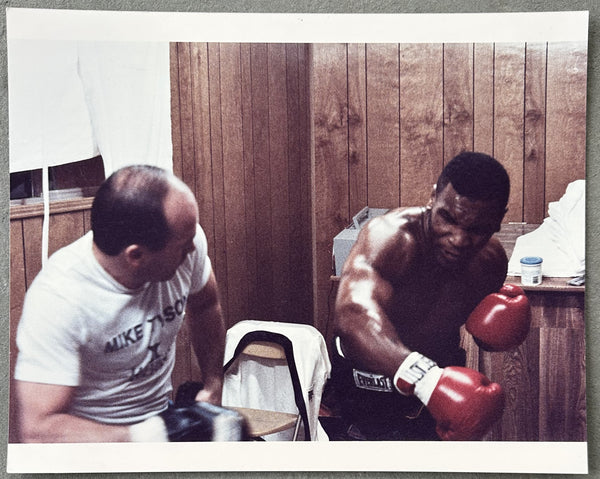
[394,353,504,440]
[426,366,505,441]
[466,284,531,352]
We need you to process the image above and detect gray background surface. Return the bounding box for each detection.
[0,1,598,478]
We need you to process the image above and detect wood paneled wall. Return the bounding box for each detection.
[310,41,586,335]
[170,43,313,331]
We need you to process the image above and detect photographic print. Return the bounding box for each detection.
[6,7,589,474]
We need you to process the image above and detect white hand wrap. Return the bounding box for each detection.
[393,352,443,405]
[129,415,169,442]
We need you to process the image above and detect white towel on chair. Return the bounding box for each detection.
[222,320,332,441]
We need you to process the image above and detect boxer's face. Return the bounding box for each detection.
[429,183,504,268]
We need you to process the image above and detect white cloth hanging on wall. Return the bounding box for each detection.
[9,39,172,175]
[9,39,173,263]
[8,39,99,172]
[508,179,585,277]
[77,42,173,177]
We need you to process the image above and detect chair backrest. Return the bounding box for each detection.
[241,341,286,360]
[223,329,311,440]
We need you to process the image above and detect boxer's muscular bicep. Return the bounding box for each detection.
[334,223,413,377]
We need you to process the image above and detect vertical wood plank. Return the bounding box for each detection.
[539,327,587,441]
[298,44,314,324]
[22,217,43,288]
[366,43,400,208]
[479,326,539,441]
[220,43,248,326]
[10,221,26,328]
[83,209,92,233]
[545,42,587,208]
[170,43,183,178]
[190,43,215,262]
[460,325,479,371]
[175,43,196,190]
[533,292,585,442]
[286,43,312,324]
[48,212,86,257]
[286,43,301,323]
[311,43,349,335]
[268,43,291,323]
[250,43,274,321]
[174,43,197,389]
[9,220,26,443]
[494,43,525,223]
[473,43,495,156]
[523,43,548,223]
[207,43,229,325]
[240,43,259,320]
[399,43,444,206]
[347,43,368,217]
[443,43,474,162]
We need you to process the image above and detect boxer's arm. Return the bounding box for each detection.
[15,380,130,443]
[334,217,414,378]
[186,270,226,405]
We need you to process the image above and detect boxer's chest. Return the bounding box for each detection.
[386,268,476,357]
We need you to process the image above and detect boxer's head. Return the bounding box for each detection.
[434,151,510,216]
[91,165,198,283]
[427,152,509,268]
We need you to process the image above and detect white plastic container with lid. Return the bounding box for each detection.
[520,256,543,286]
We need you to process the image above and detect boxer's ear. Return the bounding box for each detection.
[426,184,437,208]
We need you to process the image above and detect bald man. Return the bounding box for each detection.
[15,165,229,442]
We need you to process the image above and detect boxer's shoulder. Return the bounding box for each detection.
[474,236,508,271]
[359,214,420,275]
[362,208,423,250]
[466,237,509,293]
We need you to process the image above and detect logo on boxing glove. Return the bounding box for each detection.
[393,352,505,440]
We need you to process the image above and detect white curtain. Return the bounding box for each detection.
[8,40,99,172]
[77,42,173,177]
[8,39,173,262]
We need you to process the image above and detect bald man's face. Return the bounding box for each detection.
[140,184,199,282]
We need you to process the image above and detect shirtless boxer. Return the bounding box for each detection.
[14,165,237,442]
[327,152,530,441]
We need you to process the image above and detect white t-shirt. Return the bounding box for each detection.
[15,225,212,425]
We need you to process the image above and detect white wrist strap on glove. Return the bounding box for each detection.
[393,351,443,405]
[129,415,169,442]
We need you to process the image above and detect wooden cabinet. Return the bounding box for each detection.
[470,223,586,441]
[463,282,586,441]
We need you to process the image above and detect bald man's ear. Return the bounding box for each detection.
[124,245,145,268]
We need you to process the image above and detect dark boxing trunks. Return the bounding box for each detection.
[327,338,466,440]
